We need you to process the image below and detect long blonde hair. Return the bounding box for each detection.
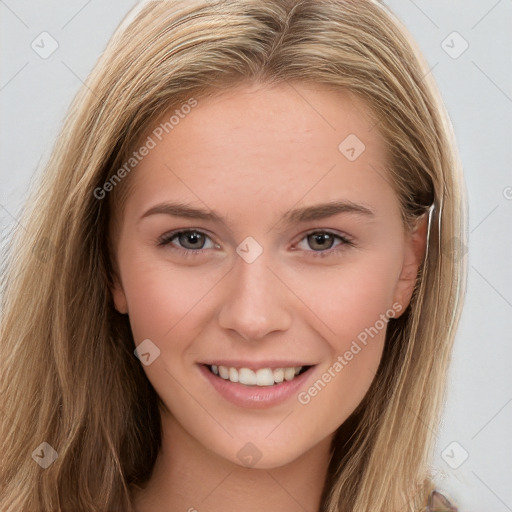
[0,1,467,510]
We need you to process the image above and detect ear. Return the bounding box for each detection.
[111,275,129,315]
[392,212,429,315]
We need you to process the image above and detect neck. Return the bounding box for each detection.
[132,412,334,512]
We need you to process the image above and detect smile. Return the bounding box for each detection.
[206,364,311,386]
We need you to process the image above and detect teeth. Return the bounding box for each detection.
[211,365,304,386]
[229,367,238,383]
[238,368,257,385]
[256,368,274,386]
[284,367,296,381]
[273,368,284,383]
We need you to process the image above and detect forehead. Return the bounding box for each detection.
[121,81,398,224]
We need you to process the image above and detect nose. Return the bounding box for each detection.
[217,249,293,341]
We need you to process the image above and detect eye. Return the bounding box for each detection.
[157,229,218,256]
[295,230,354,258]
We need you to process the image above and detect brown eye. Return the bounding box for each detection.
[307,232,336,251]
[176,231,206,250]
[296,230,354,258]
[158,230,216,252]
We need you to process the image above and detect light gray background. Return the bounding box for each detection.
[1,1,511,511]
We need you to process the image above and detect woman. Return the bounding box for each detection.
[0,0,466,510]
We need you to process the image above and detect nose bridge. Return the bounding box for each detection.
[217,245,291,340]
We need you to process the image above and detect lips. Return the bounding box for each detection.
[198,362,316,408]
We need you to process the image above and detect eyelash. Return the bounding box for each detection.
[157,229,354,259]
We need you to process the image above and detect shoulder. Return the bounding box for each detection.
[427,489,458,511]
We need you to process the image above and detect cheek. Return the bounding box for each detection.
[291,267,395,440]
[296,251,401,346]
[290,251,400,405]
[118,251,225,345]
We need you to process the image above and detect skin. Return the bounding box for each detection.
[111,81,427,512]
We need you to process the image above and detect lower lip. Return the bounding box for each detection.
[198,364,315,409]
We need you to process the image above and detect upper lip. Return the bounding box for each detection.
[200,360,315,371]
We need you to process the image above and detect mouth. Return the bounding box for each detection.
[203,363,313,387]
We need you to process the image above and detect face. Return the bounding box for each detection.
[111,81,426,469]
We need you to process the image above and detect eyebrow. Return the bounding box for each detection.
[139,200,374,228]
